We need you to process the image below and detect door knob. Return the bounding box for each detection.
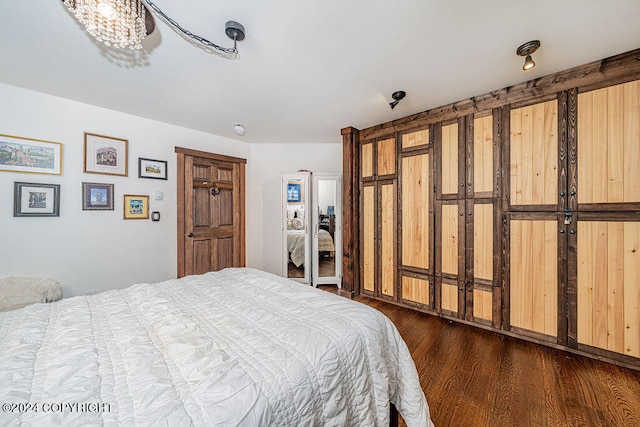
[187,233,194,237]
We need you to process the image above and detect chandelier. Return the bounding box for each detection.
[61,0,245,56]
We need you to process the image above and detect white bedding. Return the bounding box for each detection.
[0,268,432,426]
[287,229,335,267]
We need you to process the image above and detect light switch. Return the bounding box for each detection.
[155,191,163,201]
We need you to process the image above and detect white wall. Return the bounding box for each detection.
[247,144,342,275]
[0,83,251,297]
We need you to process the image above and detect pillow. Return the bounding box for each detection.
[291,217,304,230]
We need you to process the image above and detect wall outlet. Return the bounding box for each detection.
[84,289,96,296]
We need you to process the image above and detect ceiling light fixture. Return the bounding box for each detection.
[389,91,406,109]
[61,0,245,56]
[233,123,246,136]
[516,40,540,71]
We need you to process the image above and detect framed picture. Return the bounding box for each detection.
[84,132,128,176]
[123,194,149,220]
[14,182,60,217]
[138,157,167,180]
[287,182,302,203]
[82,182,114,210]
[0,133,63,175]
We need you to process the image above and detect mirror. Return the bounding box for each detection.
[316,179,336,278]
[312,173,342,287]
[283,174,310,283]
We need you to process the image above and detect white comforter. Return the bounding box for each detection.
[0,268,432,426]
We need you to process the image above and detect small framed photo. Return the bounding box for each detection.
[84,132,128,176]
[138,157,167,180]
[0,133,63,175]
[123,194,149,220]
[82,182,114,210]
[14,182,60,217]
[287,182,302,203]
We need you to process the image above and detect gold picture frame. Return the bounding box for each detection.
[0,133,63,175]
[123,194,149,220]
[84,132,128,176]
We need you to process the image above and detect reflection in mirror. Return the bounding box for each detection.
[317,179,336,278]
[286,180,306,279]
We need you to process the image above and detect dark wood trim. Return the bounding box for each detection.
[428,135,436,277]
[557,217,568,346]
[577,211,640,221]
[501,106,511,331]
[576,343,640,370]
[474,191,493,199]
[566,89,579,349]
[577,202,640,212]
[341,127,360,294]
[359,48,640,140]
[433,123,444,200]
[510,326,558,344]
[176,151,186,278]
[464,199,473,321]
[510,204,559,212]
[465,115,474,201]
[473,279,493,289]
[337,288,356,299]
[556,93,569,346]
[174,146,247,164]
[457,199,466,285]
[506,211,560,220]
[492,107,503,329]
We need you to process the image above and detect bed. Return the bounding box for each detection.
[287,229,335,267]
[0,268,432,426]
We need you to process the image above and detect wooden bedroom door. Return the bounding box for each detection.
[176,147,246,277]
[361,135,397,300]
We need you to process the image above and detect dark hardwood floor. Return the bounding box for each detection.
[317,287,640,427]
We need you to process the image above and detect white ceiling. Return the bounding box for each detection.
[1,1,639,144]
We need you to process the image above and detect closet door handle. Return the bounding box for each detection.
[187,233,194,238]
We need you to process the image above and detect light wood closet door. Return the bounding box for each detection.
[360,136,397,299]
[508,100,560,340]
[575,81,640,358]
[469,114,499,327]
[436,120,466,318]
[400,129,433,308]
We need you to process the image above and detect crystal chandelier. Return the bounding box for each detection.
[62,0,148,50]
[61,0,246,56]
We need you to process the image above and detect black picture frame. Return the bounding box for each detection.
[138,157,168,180]
[14,182,60,217]
[82,182,114,210]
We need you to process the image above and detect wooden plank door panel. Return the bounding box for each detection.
[510,100,558,208]
[440,122,460,196]
[361,183,375,294]
[401,152,431,271]
[401,273,432,307]
[377,138,396,177]
[509,218,558,339]
[577,220,640,358]
[578,81,640,206]
[380,180,396,298]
